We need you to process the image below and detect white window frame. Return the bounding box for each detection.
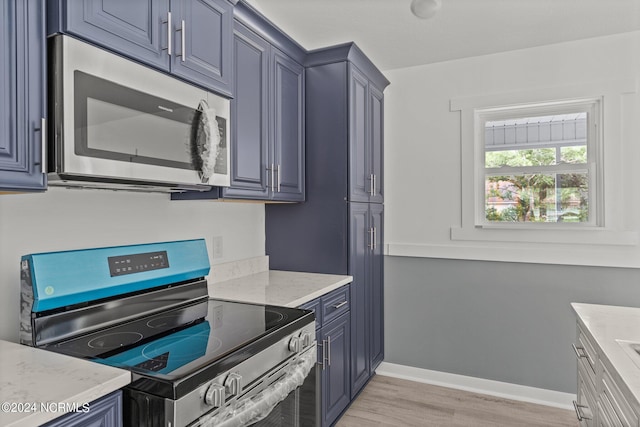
[474,98,602,228]
[449,80,637,247]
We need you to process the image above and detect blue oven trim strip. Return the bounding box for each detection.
[22,239,210,312]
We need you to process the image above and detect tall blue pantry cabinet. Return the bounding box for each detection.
[265,43,389,425]
[0,0,46,192]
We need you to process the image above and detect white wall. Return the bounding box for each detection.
[0,188,265,342]
[384,31,640,268]
[382,32,640,395]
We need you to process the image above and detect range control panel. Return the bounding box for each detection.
[108,251,169,277]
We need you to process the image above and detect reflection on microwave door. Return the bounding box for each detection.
[190,100,228,185]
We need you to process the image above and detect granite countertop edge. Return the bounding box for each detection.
[0,340,131,427]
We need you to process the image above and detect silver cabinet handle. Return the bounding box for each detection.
[177,19,186,62]
[373,227,377,250]
[181,20,186,62]
[327,335,331,367]
[321,339,329,370]
[36,118,46,171]
[572,344,588,360]
[369,173,374,195]
[368,227,375,251]
[277,164,281,192]
[267,164,276,192]
[41,118,47,172]
[163,12,172,56]
[372,174,377,196]
[332,301,348,309]
[374,174,377,196]
[573,400,591,421]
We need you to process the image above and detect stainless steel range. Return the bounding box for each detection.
[19,239,317,427]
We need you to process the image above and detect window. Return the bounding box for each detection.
[475,99,601,227]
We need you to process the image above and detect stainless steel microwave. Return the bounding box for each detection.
[48,35,230,192]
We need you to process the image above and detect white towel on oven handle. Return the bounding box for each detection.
[198,344,317,427]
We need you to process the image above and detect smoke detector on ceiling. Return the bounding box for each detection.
[411,0,442,19]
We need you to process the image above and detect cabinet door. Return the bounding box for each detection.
[321,313,351,427]
[369,84,384,204]
[349,202,370,398]
[0,0,46,192]
[349,66,370,203]
[64,0,171,70]
[369,204,384,371]
[271,48,305,201]
[221,22,269,199]
[170,0,233,96]
[42,391,122,427]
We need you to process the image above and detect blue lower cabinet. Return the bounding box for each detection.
[42,391,122,427]
[300,285,351,427]
[320,312,351,427]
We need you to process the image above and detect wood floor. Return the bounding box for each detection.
[335,375,578,427]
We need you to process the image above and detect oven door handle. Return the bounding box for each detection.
[199,344,317,427]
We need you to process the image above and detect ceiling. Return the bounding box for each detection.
[245,0,640,71]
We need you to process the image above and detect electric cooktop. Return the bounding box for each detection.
[43,298,313,398]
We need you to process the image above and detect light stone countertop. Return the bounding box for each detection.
[209,270,353,307]
[572,303,640,412]
[0,340,131,427]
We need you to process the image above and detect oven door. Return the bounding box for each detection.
[51,35,230,188]
[198,345,319,427]
[253,363,318,427]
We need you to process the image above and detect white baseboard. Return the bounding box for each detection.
[375,362,576,411]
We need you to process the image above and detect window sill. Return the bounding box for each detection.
[386,231,640,268]
[450,226,637,246]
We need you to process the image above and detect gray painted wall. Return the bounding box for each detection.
[384,256,640,393]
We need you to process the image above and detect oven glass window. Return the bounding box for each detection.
[252,367,317,427]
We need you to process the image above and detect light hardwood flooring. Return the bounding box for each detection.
[336,375,578,427]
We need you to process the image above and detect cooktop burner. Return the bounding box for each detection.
[88,332,144,349]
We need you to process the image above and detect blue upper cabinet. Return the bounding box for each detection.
[220,21,270,199]
[369,84,384,204]
[217,4,305,202]
[170,0,233,94]
[0,0,46,192]
[60,0,171,70]
[349,64,384,204]
[271,48,305,202]
[349,66,370,203]
[51,0,233,97]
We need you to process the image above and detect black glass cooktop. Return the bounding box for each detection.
[44,299,313,398]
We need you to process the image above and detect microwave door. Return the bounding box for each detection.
[52,35,231,190]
